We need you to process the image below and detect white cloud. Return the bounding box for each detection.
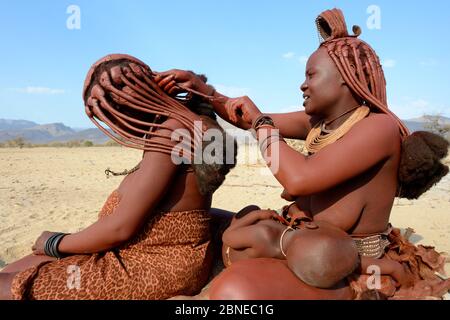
[298,56,308,65]
[11,86,65,95]
[281,52,308,65]
[212,84,250,97]
[419,59,438,67]
[382,59,396,68]
[411,99,430,109]
[282,52,295,59]
[390,98,450,120]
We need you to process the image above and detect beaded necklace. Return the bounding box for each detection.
[305,105,370,154]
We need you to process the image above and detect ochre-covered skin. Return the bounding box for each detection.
[156,8,449,300]
[0,56,226,300]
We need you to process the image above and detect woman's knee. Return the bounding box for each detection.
[207,258,354,300]
[209,258,286,299]
[209,268,256,300]
[1,254,55,273]
[0,273,17,300]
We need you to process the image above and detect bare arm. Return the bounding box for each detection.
[57,119,183,254]
[266,111,313,139]
[260,114,400,197]
[153,70,313,139]
[211,92,313,139]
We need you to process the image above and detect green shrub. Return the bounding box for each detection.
[83,140,94,147]
[103,139,121,147]
[66,140,82,148]
[5,137,26,148]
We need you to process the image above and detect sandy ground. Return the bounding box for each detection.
[1,145,449,278]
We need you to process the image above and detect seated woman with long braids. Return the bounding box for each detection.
[156,9,450,299]
[0,54,237,300]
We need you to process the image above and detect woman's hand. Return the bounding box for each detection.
[224,96,263,127]
[31,231,56,255]
[391,263,415,288]
[227,209,278,231]
[154,69,212,96]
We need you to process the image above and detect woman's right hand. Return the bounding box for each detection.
[223,96,263,128]
[154,69,212,96]
[31,231,56,256]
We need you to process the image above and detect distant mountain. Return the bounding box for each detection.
[403,120,426,132]
[407,115,450,123]
[0,119,38,131]
[0,119,110,144]
[57,128,111,144]
[403,115,450,133]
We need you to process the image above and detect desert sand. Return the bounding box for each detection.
[1,145,449,278]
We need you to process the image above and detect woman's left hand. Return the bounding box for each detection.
[224,96,263,127]
[154,69,211,96]
[31,231,56,255]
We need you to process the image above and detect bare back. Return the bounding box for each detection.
[118,163,211,213]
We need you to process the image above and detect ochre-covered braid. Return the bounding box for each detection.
[83,54,203,158]
[316,9,409,138]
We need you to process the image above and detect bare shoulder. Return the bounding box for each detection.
[158,118,189,133]
[351,113,401,143]
[331,112,402,161]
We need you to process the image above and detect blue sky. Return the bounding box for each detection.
[0,0,449,128]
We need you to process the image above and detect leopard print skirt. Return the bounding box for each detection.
[11,190,213,300]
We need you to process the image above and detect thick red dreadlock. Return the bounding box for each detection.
[316,8,409,138]
[82,54,237,195]
[315,9,449,199]
[83,54,203,159]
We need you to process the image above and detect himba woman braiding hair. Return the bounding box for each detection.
[310,8,448,200]
[154,8,450,300]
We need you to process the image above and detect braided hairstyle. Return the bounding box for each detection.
[83,54,237,195]
[83,54,202,155]
[316,9,449,199]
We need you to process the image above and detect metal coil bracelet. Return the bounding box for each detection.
[44,232,69,259]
